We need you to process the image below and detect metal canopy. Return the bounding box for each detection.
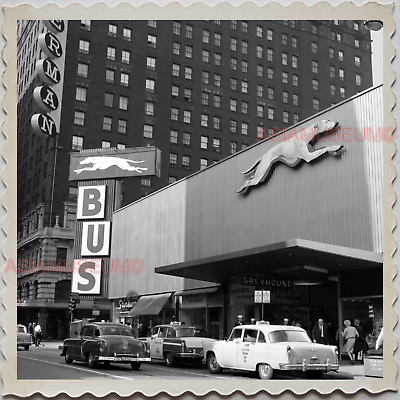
[128,292,173,316]
[155,239,382,285]
[174,286,220,296]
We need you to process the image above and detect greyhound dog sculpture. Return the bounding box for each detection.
[237,120,343,194]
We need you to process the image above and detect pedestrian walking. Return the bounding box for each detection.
[341,320,359,364]
[354,319,367,363]
[34,322,42,346]
[250,318,257,325]
[234,315,245,327]
[312,319,329,345]
[283,318,289,326]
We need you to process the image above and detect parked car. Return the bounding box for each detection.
[17,324,33,350]
[139,323,217,367]
[203,323,339,380]
[60,322,151,370]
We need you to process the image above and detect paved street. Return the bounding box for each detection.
[17,341,372,381]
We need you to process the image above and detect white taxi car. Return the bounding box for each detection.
[203,323,339,379]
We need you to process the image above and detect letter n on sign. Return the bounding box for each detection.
[81,221,111,256]
[72,259,102,295]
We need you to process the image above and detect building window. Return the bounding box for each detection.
[355,39,360,47]
[230,120,237,133]
[267,48,273,61]
[201,136,208,149]
[338,50,344,61]
[170,130,178,143]
[172,64,180,76]
[145,101,154,116]
[120,72,129,86]
[184,88,192,102]
[312,79,319,90]
[171,107,179,121]
[330,84,336,96]
[242,101,248,114]
[183,132,191,145]
[214,53,222,66]
[148,20,157,28]
[231,58,237,70]
[108,24,117,37]
[311,42,318,53]
[230,141,237,154]
[169,177,177,184]
[173,42,180,55]
[313,98,319,110]
[185,24,193,39]
[241,41,248,54]
[339,68,345,80]
[292,36,298,48]
[242,21,248,33]
[241,61,248,73]
[213,138,221,152]
[330,66,335,78]
[268,68,274,79]
[330,48,335,58]
[231,37,237,51]
[231,20,237,29]
[103,116,112,130]
[312,60,318,73]
[74,111,85,125]
[257,105,264,118]
[257,25,263,38]
[340,87,346,98]
[241,122,248,136]
[230,99,237,112]
[281,33,288,45]
[200,158,208,170]
[185,66,192,80]
[293,93,299,105]
[147,57,156,69]
[203,29,210,43]
[283,111,289,123]
[257,65,264,77]
[141,178,151,187]
[183,110,191,123]
[185,45,193,58]
[119,96,128,111]
[257,84,263,97]
[77,63,88,77]
[292,74,298,86]
[182,155,191,170]
[213,116,221,129]
[123,28,131,41]
[311,24,317,34]
[118,119,127,134]
[257,45,263,58]
[146,79,155,93]
[356,74,362,86]
[104,92,114,107]
[355,55,361,66]
[202,50,210,63]
[102,141,111,149]
[122,50,130,64]
[214,95,221,108]
[292,55,298,69]
[201,91,209,105]
[268,87,274,100]
[282,91,288,103]
[241,81,248,94]
[170,153,178,167]
[79,40,90,54]
[337,33,342,42]
[202,70,209,84]
[72,135,83,151]
[215,33,221,46]
[231,78,237,90]
[201,114,208,127]
[282,72,288,84]
[81,20,91,30]
[282,53,288,66]
[293,113,299,124]
[173,21,181,35]
[268,107,274,120]
[148,34,157,48]
[267,29,273,41]
[354,22,359,30]
[107,46,116,60]
[75,87,87,102]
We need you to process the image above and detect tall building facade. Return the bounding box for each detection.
[17,19,373,338]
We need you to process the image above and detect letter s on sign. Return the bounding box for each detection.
[77,261,96,292]
[72,259,102,294]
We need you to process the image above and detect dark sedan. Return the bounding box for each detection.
[60,322,151,370]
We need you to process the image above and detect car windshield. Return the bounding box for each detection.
[269,330,311,343]
[17,326,27,333]
[175,328,207,338]
[99,327,134,336]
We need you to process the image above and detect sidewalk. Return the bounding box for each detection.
[38,340,64,350]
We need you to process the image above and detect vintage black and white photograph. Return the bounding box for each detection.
[1,1,397,397]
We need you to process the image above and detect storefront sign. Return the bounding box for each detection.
[241,276,293,288]
[181,293,207,309]
[71,259,102,295]
[118,299,136,310]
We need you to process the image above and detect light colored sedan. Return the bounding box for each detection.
[17,324,33,350]
[203,323,339,380]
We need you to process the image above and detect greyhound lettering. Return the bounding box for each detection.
[74,156,148,174]
[237,120,343,194]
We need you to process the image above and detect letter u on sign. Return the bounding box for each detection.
[81,221,111,256]
[77,185,106,219]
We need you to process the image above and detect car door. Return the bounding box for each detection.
[219,328,243,367]
[237,328,258,370]
[69,325,88,360]
[153,327,168,359]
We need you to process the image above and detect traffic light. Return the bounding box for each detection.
[69,298,76,314]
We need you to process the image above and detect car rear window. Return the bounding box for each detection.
[269,330,311,343]
[176,328,207,338]
[100,327,134,336]
[17,326,27,333]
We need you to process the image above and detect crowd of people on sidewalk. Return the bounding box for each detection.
[28,321,42,346]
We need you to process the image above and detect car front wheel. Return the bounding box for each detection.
[164,352,175,367]
[64,349,73,364]
[207,353,222,374]
[131,362,141,370]
[87,353,97,368]
[258,363,274,380]
[24,345,29,351]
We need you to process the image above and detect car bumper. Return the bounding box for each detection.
[279,362,339,372]
[176,352,203,359]
[97,355,151,362]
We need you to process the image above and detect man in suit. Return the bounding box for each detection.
[312,318,329,345]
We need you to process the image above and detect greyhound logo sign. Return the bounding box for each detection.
[74,156,148,174]
[237,120,343,194]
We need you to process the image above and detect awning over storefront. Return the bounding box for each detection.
[175,286,219,296]
[128,293,173,316]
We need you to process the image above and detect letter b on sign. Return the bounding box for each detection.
[77,185,106,219]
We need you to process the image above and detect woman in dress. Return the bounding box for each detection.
[341,320,359,364]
